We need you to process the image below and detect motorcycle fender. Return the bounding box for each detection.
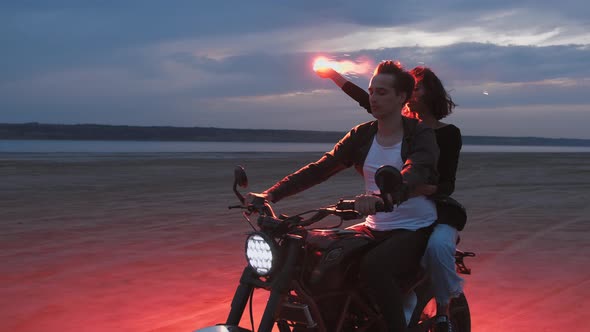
[193,325,251,332]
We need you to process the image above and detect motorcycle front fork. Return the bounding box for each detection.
[226,236,303,332]
[226,267,256,326]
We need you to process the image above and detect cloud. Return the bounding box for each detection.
[2,42,589,125]
[193,88,366,132]
[453,104,590,139]
[1,1,589,138]
[302,21,590,53]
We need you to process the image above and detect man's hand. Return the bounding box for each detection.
[315,67,337,79]
[245,192,272,205]
[315,67,348,88]
[244,192,276,217]
[354,194,384,216]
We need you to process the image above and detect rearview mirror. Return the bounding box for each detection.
[374,165,402,196]
[233,165,248,204]
[374,165,403,212]
[234,165,248,188]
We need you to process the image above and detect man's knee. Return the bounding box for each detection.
[359,255,386,285]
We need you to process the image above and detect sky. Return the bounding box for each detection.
[1,1,590,139]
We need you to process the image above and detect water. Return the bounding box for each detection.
[1,140,590,153]
[461,145,590,153]
[0,140,333,153]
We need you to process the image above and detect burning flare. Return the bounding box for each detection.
[313,56,373,76]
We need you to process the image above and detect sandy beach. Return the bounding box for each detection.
[1,152,589,332]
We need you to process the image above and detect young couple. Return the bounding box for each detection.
[249,60,465,332]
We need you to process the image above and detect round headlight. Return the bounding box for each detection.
[245,233,276,276]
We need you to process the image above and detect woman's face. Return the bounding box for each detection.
[408,83,430,118]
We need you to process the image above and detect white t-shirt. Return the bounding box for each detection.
[363,136,437,231]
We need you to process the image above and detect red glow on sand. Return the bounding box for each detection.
[312,56,373,75]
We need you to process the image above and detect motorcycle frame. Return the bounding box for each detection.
[224,231,432,332]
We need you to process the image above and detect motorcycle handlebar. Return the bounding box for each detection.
[249,195,277,218]
[246,197,391,231]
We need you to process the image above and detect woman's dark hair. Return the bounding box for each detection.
[373,60,415,104]
[410,66,456,120]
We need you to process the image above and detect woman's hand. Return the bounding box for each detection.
[412,184,437,197]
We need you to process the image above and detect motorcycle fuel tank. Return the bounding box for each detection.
[304,229,373,291]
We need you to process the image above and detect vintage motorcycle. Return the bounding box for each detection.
[195,165,475,332]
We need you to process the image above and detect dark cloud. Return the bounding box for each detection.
[3,1,587,80]
[1,1,311,79]
[426,43,590,82]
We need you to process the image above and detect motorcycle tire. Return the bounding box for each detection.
[449,293,471,332]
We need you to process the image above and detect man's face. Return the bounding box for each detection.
[368,74,406,120]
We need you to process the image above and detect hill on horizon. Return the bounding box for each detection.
[1,122,589,147]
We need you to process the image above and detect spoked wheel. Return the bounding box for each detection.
[276,320,292,332]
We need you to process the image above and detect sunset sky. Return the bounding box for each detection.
[2,1,589,138]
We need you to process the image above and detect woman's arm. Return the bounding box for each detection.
[400,123,440,195]
[434,126,462,197]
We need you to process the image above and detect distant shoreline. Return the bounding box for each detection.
[2,123,590,147]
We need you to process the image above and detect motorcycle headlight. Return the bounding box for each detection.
[245,233,276,276]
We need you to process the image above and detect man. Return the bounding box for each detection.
[251,60,439,331]
[318,65,465,332]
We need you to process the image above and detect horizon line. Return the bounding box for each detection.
[1,122,589,141]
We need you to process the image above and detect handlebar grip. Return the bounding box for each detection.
[249,196,277,218]
[336,200,355,210]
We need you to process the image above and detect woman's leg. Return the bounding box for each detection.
[423,224,464,314]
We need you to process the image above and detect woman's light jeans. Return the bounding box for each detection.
[421,223,464,305]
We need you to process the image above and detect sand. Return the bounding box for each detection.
[1,152,589,332]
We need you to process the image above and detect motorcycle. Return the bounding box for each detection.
[195,165,475,332]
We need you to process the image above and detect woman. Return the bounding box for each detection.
[318,66,466,332]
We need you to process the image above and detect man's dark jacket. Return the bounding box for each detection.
[267,117,440,203]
